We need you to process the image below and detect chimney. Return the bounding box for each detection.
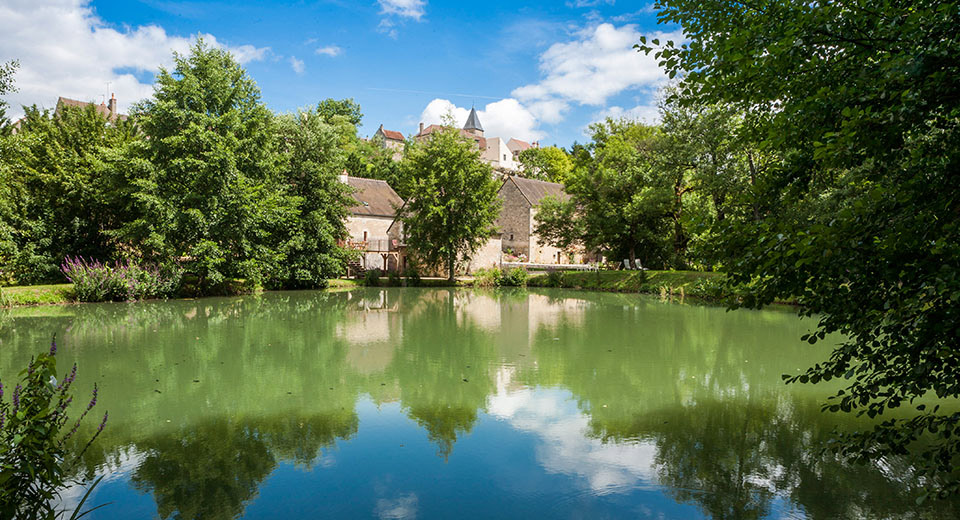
[419,122,424,135]
[108,93,117,120]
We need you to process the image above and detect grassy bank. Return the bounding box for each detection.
[0,284,76,307]
[527,270,726,301]
[1,271,727,308]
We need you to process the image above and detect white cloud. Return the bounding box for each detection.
[289,56,305,74]
[315,45,342,57]
[0,0,269,119]
[512,23,680,123]
[597,102,660,124]
[419,98,544,142]
[378,0,426,20]
[487,368,661,493]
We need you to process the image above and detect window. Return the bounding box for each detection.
[509,233,514,241]
[503,154,507,161]
[363,231,368,241]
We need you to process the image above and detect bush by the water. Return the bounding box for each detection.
[473,267,502,287]
[402,266,421,287]
[387,270,402,287]
[0,338,108,519]
[472,267,529,288]
[363,269,382,287]
[61,257,182,302]
[500,267,529,287]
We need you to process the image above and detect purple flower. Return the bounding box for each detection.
[12,384,21,413]
[49,337,58,356]
[98,412,109,433]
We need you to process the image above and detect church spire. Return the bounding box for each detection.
[463,107,484,136]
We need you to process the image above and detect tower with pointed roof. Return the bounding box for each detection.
[463,107,484,137]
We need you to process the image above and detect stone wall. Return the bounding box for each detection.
[466,236,503,273]
[496,179,532,258]
[346,215,394,271]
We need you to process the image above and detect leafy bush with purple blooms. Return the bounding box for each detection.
[61,257,182,302]
[0,337,109,518]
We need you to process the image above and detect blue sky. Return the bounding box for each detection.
[0,0,681,147]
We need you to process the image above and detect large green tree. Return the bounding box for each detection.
[643,0,960,496]
[273,108,355,288]
[538,118,675,269]
[399,125,500,281]
[517,146,573,183]
[119,40,293,289]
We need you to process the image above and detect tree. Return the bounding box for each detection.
[316,98,363,127]
[537,118,675,269]
[399,124,500,281]
[0,59,18,129]
[119,39,293,289]
[643,0,960,497]
[273,109,355,288]
[517,146,573,183]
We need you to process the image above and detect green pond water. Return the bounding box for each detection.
[0,287,956,519]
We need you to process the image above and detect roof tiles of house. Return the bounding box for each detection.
[507,138,532,152]
[56,96,128,122]
[507,176,569,206]
[346,176,404,218]
[381,129,404,141]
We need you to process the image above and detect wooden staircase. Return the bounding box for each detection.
[347,259,365,277]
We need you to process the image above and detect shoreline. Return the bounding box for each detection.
[0,270,739,308]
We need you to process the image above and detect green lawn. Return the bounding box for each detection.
[527,270,726,301]
[1,284,76,307]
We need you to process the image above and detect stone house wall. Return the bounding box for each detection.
[496,180,532,258]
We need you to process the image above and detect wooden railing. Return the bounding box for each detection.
[339,238,401,252]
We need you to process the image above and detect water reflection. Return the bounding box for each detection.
[1,288,956,519]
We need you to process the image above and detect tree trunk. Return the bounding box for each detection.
[447,253,456,283]
[747,152,761,222]
[629,245,638,270]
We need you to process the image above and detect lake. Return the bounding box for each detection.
[1,288,955,519]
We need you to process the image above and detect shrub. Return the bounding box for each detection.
[60,257,182,302]
[500,267,529,287]
[473,267,502,288]
[544,270,566,288]
[402,266,421,287]
[0,338,108,519]
[363,268,382,287]
[387,270,402,287]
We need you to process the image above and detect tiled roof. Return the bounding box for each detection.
[507,138,532,152]
[507,175,568,206]
[381,129,404,141]
[346,176,404,218]
[56,96,126,122]
[464,107,484,131]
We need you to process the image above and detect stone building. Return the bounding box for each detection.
[497,175,582,265]
[408,108,532,172]
[56,93,126,123]
[373,124,405,161]
[341,174,404,272]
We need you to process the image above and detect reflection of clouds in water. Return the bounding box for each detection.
[375,493,419,519]
[54,447,146,513]
[488,367,659,494]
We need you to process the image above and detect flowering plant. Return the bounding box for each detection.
[0,337,108,518]
[61,256,182,302]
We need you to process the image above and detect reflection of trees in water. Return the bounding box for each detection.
[5,289,960,518]
[130,412,357,520]
[387,288,495,458]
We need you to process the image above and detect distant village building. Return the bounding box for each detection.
[373,124,405,161]
[497,175,586,265]
[56,93,126,123]
[375,108,537,173]
[339,173,405,273]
